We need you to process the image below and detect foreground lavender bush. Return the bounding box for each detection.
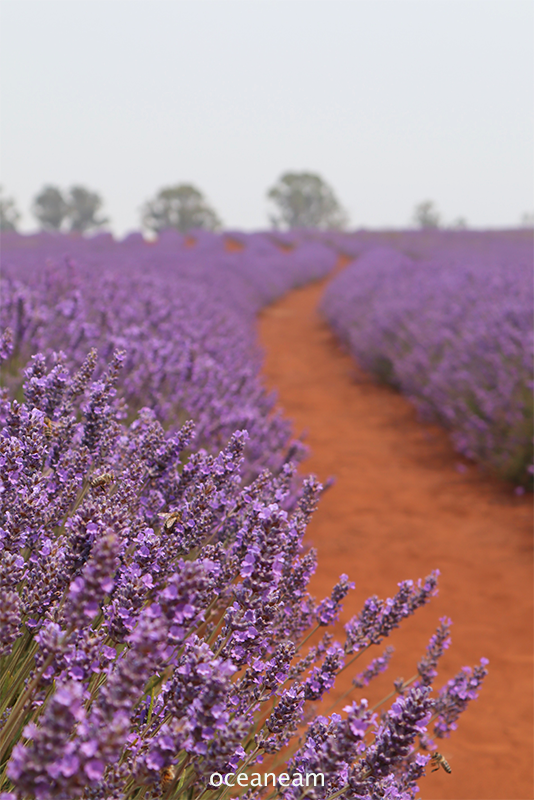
[321,231,533,486]
[0,232,487,799]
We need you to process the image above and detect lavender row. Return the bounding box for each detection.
[0,230,486,799]
[1,229,336,478]
[321,231,533,486]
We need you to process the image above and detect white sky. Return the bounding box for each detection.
[1,0,533,235]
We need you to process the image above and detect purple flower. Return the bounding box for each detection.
[434,658,489,737]
[304,642,345,701]
[63,532,121,629]
[84,759,105,780]
[416,617,452,686]
[358,686,433,784]
[344,572,439,654]
[316,574,355,626]
[7,681,91,799]
[0,327,14,362]
[261,686,306,752]
[353,646,395,688]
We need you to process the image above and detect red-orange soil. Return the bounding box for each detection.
[257,265,533,800]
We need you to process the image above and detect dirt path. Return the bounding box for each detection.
[257,268,533,800]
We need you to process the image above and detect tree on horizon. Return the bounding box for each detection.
[0,186,21,232]
[412,199,441,229]
[141,184,222,233]
[32,185,109,233]
[267,172,348,230]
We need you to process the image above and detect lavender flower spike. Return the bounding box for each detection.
[316,574,355,626]
[7,681,89,800]
[355,685,433,786]
[353,646,394,688]
[344,571,439,654]
[63,531,121,629]
[416,617,452,686]
[434,658,489,738]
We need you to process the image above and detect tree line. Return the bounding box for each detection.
[0,173,349,234]
[0,174,491,234]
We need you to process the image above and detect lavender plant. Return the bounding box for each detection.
[321,231,533,487]
[0,231,487,799]
[0,230,337,479]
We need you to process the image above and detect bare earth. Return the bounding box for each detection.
[257,267,533,800]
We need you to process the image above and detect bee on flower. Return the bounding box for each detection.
[157,510,182,530]
[43,416,58,438]
[90,471,115,488]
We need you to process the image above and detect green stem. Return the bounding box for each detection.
[0,641,28,703]
[0,640,40,718]
[370,674,417,712]
[214,630,233,658]
[335,645,371,678]
[0,626,73,763]
[317,786,349,800]
[295,624,322,653]
[323,684,356,716]
[0,628,33,697]
[0,655,54,763]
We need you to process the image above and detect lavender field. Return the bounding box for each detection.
[0,230,337,479]
[322,230,533,487]
[0,227,526,799]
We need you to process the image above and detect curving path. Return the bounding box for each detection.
[257,263,533,800]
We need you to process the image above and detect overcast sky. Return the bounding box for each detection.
[1,0,533,235]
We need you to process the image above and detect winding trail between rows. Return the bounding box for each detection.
[257,262,533,800]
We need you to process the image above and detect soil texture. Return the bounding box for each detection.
[257,264,533,800]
